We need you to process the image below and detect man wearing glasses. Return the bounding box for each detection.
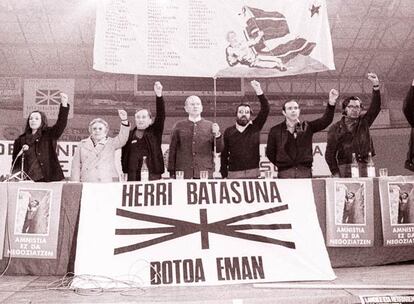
[325,73,381,177]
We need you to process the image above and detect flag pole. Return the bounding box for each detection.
[213,76,217,154]
[213,76,217,123]
[213,76,220,177]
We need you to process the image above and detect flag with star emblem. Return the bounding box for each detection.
[94,0,334,78]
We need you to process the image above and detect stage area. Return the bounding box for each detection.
[0,264,413,304]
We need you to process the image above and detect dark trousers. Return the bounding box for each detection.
[338,163,368,178]
[277,166,312,179]
[127,171,161,181]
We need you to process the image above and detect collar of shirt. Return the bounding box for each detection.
[285,119,300,134]
[343,116,358,131]
[188,116,202,123]
[235,120,252,133]
[91,137,108,147]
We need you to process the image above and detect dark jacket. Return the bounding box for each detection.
[121,96,165,176]
[220,94,269,177]
[266,103,335,171]
[12,104,69,182]
[402,84,414,171]
[325,89,381,175]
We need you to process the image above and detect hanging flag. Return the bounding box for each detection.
[23,79,74,119]
[326,179,374,247]
[93,0,335,78]
[379,177,414,246]
[35,89,62,106]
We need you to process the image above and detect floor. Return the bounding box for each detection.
[0,264,413,304]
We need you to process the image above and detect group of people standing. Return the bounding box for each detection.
[11,74,414,183]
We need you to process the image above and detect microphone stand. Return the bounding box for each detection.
[5,150,32,182]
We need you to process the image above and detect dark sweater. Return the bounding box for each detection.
[168,118,223,179]
[220,94,269,177]
[266,103,335,170]
[121,96,165,179]
[12,104,69,181]
[325,89,381,175]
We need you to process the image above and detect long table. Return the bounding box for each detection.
[0,179,413,275]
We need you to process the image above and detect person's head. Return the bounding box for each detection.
[29,199,39,209]
[134,108,152,130]
[185,96,203,117]
[88,118,109,141]
[235,103,252,126]
[226,31,239,47]
[25,111,48,134]
[241,6,254,19]
[282,100,300,123]
[400,192,409,200]
[346,191,355,199]
[342,96,363,118]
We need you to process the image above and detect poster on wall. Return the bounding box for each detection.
[94,0,335,78]
[3,183,62,259]
[0,77,21,102]
[72,179,335,288]
[23,79,74,119]
[326,179,374,247]
[379,177,414,246]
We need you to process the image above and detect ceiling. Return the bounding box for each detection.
[0,0,413,97]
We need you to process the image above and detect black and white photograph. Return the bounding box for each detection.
[15,189,51,235]
[0,0,414,302]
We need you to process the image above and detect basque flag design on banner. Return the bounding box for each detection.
[93,0,335,78]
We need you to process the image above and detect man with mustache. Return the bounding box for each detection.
[266,88,338,178]
[220,80,269,179]
[325,73,381,177]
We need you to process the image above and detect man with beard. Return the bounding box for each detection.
[220,80,269,179]
[266,89,338,178]
[325,73,381,177]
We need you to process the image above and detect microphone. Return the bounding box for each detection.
[16,144,29,158]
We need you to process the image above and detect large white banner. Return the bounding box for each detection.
[72,180,335,287]
[94,0,335,78]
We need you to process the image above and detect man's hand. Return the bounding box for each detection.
[412,79,414,86]
[367,72,379,87]
[328,89,339,106]
[154,81,163,97]
[118,109,128,121]
[251,80,264,95]
[212,123,220,137]
[60,92,68,107]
